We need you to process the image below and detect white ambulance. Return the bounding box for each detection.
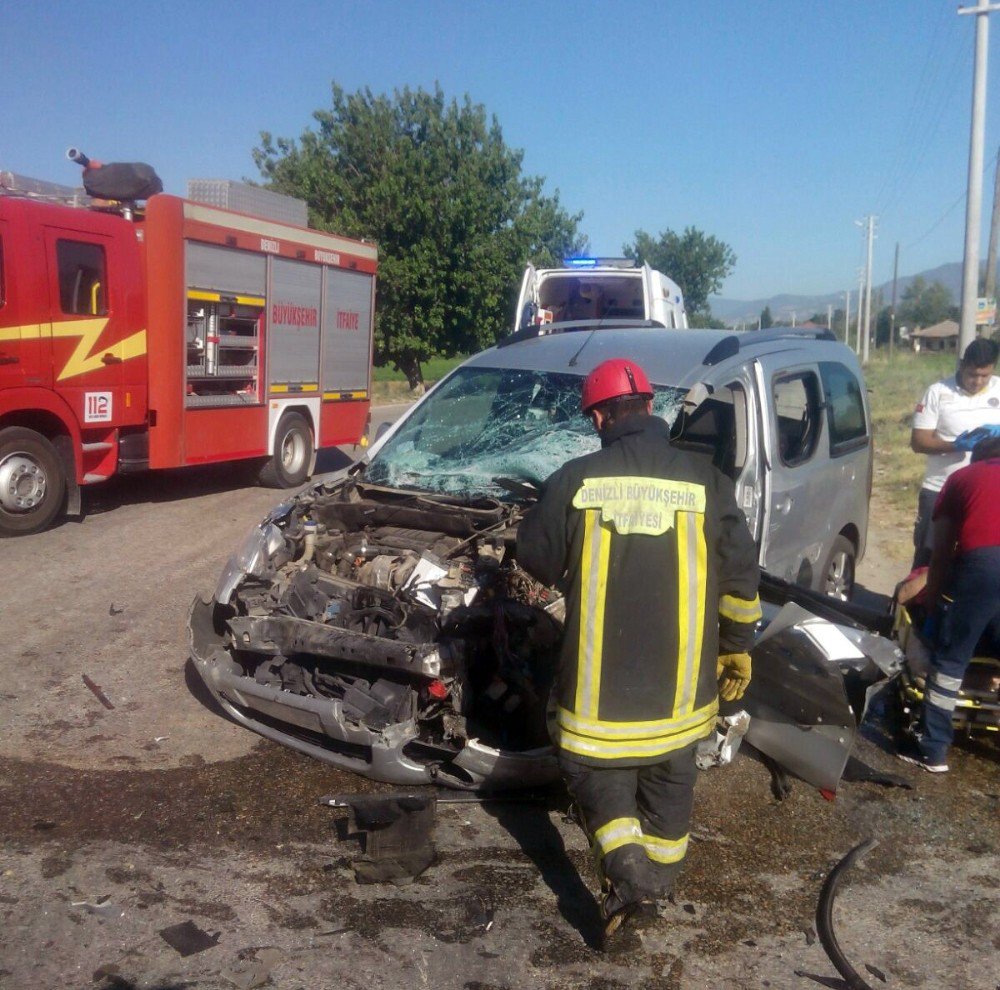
[513,257,688,333]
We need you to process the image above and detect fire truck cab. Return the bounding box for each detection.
[0,166,377,537]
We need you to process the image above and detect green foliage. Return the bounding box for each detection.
[254,84,584,386]
[760,305,774,329]
[898,277,958,330]
[623,226,736,321]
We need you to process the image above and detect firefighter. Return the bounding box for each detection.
[516,358,761,949]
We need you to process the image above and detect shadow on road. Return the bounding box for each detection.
[484,798,603,950]
[79,449,355,517]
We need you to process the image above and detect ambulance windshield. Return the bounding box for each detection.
[366,366,686,499]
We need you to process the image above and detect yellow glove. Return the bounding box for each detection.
[717,652,752,702]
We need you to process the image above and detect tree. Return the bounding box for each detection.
[898,277,958,330]
[760,305,774,329]
[253,84,583,388]
[623,227,736,324]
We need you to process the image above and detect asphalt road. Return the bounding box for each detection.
[1,409,997,989]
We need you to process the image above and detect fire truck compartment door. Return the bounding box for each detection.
[185,243,266,297]
[269,258,321,388]
[321,268,373,393]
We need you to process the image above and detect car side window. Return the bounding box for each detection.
[772,371,821,466]
[819,361,868,455]
[56,239,108,316]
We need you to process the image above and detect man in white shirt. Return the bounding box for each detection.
[910,337,1000,566]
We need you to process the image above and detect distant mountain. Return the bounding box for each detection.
[710,262,965,326]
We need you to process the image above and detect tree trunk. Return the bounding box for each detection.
[398,354,424,393]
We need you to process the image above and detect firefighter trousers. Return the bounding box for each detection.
[558,742,697,916]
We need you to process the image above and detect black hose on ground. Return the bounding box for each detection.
[816,837,880,990]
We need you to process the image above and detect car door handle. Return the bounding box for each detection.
[102,353,122,365]
[776,495,793,514]
[0,353,18,365]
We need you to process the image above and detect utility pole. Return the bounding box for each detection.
[889,241,900,360]
[844,290,851,346]
[857,269,865,355]
[861,216,876,365]
[957,0,1000,354]
[827,303,833,332]
[984,147,1000,327]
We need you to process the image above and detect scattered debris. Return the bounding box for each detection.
[81,674,115,711]
[222,946,284,989]
[803,925,817,946]
[865,963,888,983]
[334,795,437,884]
[153,736,170,743]
[816,837,880,990]
[70,897,123,919]
[108,603,125,615]
[158,920,221,957]
[695,711,750,769]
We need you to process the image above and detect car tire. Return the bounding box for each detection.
[0,427,67,537]
[259,413,313,489]
[821,535,856,601]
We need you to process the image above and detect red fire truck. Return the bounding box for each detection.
[0,161,377,537]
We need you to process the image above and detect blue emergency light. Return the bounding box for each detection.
[562,257,636,269]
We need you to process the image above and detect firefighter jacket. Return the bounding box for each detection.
[516,414,761,767]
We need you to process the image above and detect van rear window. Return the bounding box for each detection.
[820,361,868,454]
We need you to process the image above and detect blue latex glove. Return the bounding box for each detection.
[953,423,1000,451]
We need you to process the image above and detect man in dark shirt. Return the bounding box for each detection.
[899,436,1000,772]
[516,358,761,948]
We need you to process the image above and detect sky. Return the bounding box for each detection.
[3,1,998,302]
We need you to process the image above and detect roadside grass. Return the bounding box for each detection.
[864,349,954,516]
[371,355,466,402]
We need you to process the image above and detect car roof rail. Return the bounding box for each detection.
[702,326,836,366]
[497,319,666,348]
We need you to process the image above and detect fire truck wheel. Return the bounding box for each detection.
[260,413,313,489]
[0,427,67,537]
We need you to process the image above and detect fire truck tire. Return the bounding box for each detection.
[0,427,67,537]
[260,413,313,489]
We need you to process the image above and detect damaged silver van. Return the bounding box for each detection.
[190,325,879,791]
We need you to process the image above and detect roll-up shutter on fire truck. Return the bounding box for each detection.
[322,268,373,393]
[269,258,321,390]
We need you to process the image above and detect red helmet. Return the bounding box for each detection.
[581,358,653,412]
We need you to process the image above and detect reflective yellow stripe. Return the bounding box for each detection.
[323,389,369,401]
[576,510,611,719]
[642,832,689,864]
[270,384,289,393]
[0,320,147,381]
[719,593,763,623]
[594,817,643,857]
[557,698,718,740]
[187,289,265,307]
[557,706,717,761]
[674,510,706,717]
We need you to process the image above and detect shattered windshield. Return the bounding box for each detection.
[366,366,686,499]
